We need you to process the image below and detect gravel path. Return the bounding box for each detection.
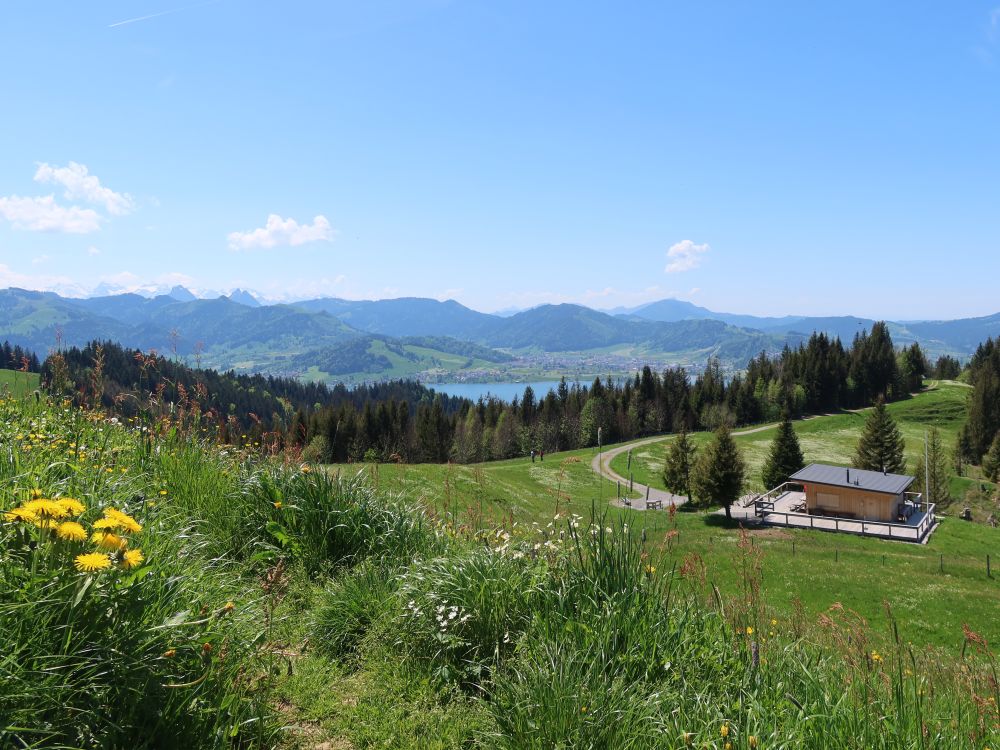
[591,422,783,513]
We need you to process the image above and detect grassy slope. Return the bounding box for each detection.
[0,370,40,397]
[330,381,1000,649]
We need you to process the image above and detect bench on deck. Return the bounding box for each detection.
[646,499,663,510]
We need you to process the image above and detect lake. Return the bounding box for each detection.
[428,381,566,403]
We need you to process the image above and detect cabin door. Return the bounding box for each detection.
[864,499,881,521]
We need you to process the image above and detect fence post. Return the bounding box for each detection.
[835,548,839,563]
[792,541,795,556]
[939,554,944,574]
[630,473,634,493]
[617,480,620,499]
[988,554,992,578]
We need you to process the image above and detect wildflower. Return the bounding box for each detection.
[55,497,85,516]
[871,650,883,663]
[749,736,759,748]
[273,501,282,509]
[56,521,88,542]
[4,507,39,524]
[746,626,754,636]
[91,531,126,551]
[301,466,311,473]
[159,490,168,496]
[24,499,69,520]
[222,601,235,614]
[121,548,145,569]
[725,743,732,750]
[92,517,120,530]
[104,508,141,533]
[163,649,176,658]
[644,564,656,575]
[580,706,587,713]
[770,618,777,626]
[721,723,730,738]
[682,732,693,746]
[74,552,112,572]
[202,642,213,655]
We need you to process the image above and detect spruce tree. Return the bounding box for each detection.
[983,433,1000,483]
[853,397,906,474]
[912,427,951,506]
[761,415,805,490]
[691,425,746,520]
[663,429,696,498]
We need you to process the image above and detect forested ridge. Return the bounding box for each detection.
[10,323,992,469]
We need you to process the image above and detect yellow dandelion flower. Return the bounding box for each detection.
[724,743,732,750]
[24,499,69,519]
[56,521,88,542]
[273,501,282,509]
[222,601,235,613]
[74,552,112,572]
[55,497,86,516]
[91,531,126,551]
[120,548,145,569]
[644,564,656,575]
[721,723,730,738]
[746,626,754,636]
[770,618,777,626]
[30,488,43,498]
[749,736,759,748]
[92,517,121,530]
[104,508,142,533]
[163,648,176,658]
[159,490,168,496]
[4,507,39,524]
[871,650,883,663]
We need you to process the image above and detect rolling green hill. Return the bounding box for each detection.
[324,381,1000,649]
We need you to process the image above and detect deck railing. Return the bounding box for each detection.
[745,481,804,510]
[757,499,937,542]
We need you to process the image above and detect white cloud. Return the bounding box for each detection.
[0,195,102,233]
[665,240,710,273]
[227,214,334,251]
[87,245,101,256]
[34,162,134,216]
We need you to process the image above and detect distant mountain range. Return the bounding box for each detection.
[2,286,998,384]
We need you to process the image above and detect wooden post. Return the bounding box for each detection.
[630,473,634,493]
[616,480,620,499]
[988,554,992,578]
[939,554,944,573]
[835,548,839,563]
[882,554,885,566]
[792,541,795,556]
[646,486,650,502]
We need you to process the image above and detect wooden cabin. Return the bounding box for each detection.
[789,464,916,522]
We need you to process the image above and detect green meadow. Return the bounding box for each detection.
[331,381,1000,650]
[4,381,1000,748]
[0,369,40,397]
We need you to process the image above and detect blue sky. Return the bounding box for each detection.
[0,1,998,319]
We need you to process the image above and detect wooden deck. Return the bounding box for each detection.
[754,491,938,543]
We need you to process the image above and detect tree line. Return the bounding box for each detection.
[0,341,41,373]
[31,323,968,467]
[290,322,934,464]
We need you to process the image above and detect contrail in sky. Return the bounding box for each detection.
[108,0,221,29]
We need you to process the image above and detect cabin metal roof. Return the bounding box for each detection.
[789,463,914,495]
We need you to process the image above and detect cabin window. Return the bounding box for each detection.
[817,492,840,510]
